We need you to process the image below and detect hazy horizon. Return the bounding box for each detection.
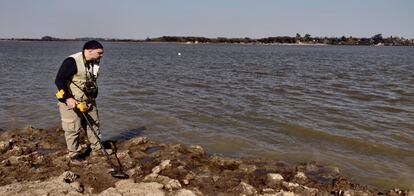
[0,0,413,39]
[1,33,411,40]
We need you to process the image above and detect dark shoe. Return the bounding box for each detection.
[70,156,87,166]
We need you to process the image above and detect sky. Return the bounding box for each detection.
[0,0,413,39]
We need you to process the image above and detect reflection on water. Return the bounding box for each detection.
[0,41,413,190]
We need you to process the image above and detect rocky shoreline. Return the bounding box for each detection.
[0,127,412,196]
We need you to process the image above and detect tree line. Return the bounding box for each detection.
[2,34,413,46]
[146,34,413,46]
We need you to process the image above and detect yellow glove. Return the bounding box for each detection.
[56,89,65,99]
[76,102,89,112]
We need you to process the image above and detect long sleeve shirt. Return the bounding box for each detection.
[55,57,77,103]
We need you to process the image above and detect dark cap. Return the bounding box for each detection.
[83,40,103,50]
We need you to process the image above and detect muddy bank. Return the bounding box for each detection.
[0,127,412,196]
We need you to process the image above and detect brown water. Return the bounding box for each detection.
[0,41,413,190]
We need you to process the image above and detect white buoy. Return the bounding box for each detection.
[178,52,181,56]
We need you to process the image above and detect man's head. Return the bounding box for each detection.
[83,40,104,62]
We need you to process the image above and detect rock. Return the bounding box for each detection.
[106,180,165,196]
[235,181,257,196]
[317,191,331,196]
[170,144,184,152]
[143,173,159,182]
[130,137,149,145]
[25,125,35,131]
[70,181,84,193]
[117,150,136,169]
[32,153,46,165]
[60,171,78,183]
[9,146,25,156]
[187,145,205,158]
[266,173,284,187]
[183,173,195,185]
[174,189,198,196]
[0,141,11,153]
[274,190,296,196]
[160,160,172,169]
[7,154,32,165]
[294,172,307,180]
[117,150,130,158]
[152,160,172,174]
[99,187,123,196]
[8,156,21,165]
[332,177,350,190]
[113,179,136,189]
[282,182,300,191]
[165,179,182,191]
[209,156,241,170]
[238,164,257,173]
[1,159,10,166]
[0,182,23,194]
[262,188,276,194]
[386,188,414,196]
[187,145,204,153]
[303,186,319,195]
[293,171,308,184]
[212,175,220,182]
[0,128,403,196]
[0,176,83,196]
[126,166,142,177]
[128,182,165,196]
[84,186,95,194]
[143,173,181,191]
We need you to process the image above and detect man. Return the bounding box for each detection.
[55,40,104,165]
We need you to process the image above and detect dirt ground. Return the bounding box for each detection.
[0,127,411,195]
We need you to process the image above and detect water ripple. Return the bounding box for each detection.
[1,42,414,190]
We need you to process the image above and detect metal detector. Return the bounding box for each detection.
[79,111,129,179]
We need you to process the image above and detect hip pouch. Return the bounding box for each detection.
[84,81,98,98]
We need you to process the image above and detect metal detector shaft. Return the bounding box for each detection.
[78,111,128,178]
[109,142,125,171]
[80,112,113,160]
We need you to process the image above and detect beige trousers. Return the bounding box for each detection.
[58,102,101,158]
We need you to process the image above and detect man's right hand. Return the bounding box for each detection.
[66,98,79,109]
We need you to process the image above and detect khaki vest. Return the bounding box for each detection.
[68,52,100,102]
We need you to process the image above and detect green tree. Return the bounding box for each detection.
[372,34,383,44]
[304,34,311,41]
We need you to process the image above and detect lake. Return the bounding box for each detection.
[0,41,413,190]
